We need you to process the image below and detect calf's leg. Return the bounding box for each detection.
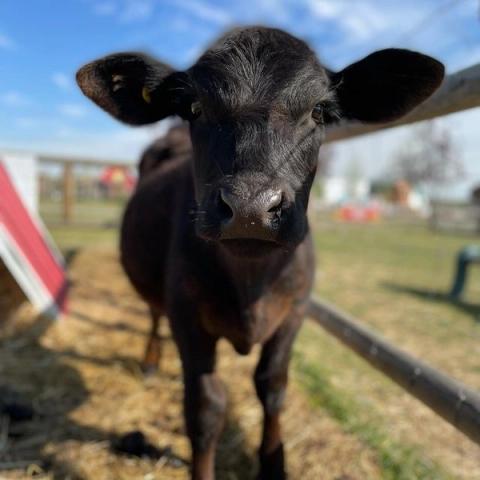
[141,305,162,374]
[254,312,303,480]
[172,319,226,480]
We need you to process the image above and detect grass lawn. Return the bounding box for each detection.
[47,225,118,251]
[293,218,480,479]
[40,198,125,227]
[41,199,121,250]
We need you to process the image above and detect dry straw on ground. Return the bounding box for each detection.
[0,247,382,479]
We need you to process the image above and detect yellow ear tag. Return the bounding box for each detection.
[142,87,151,104]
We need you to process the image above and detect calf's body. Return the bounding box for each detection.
[121,138,313,477]
[77,26,444,479]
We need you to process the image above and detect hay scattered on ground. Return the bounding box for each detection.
[0,260,26,322]
[0,247,382,479]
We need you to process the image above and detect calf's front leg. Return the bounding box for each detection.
[254,312,303,480]
[172,317,226,480]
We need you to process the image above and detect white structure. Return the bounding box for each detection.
[321,176,370,205]
[0,153,67,318]
[1,152,38,213]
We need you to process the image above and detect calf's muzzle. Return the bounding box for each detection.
[217,186,284,241]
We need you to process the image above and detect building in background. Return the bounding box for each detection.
[320,176,371,205]
[0,154,67,319]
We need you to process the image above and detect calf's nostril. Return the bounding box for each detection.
[217,189,234,221]
[266,191,283,213]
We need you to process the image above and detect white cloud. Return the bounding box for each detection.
[256,0,290,23]
[14,117,40,128]
[301,0,475,62]
[55,126,78,138]
[119,0,155,23]
[0,32,14,50]
[58,103,88,118]
[174,0,232,26]
[2,121,172,162]
[1,91,31,107]
[90,0,154,22]
[182,44,206,64]
[305,0,342,19]
[171,17,190,32]
[52,72,74,91]
[304,0,409,43]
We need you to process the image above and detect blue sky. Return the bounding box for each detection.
[1,0,480,197]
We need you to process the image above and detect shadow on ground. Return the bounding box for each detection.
[382,282,480,321]
[0,314,106,479]
[0,302,257,479]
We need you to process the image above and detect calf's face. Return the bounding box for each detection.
[187,30,337,255]
[77,27,444,256]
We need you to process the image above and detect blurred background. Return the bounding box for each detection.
[2,0,480,237]
[1,1,480,479]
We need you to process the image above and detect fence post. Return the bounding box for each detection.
[62,162,74,224]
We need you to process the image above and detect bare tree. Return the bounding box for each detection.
[391,121,463,187]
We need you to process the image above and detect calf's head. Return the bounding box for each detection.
[77,27,444,256]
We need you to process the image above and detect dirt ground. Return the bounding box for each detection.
[0,247,384,480]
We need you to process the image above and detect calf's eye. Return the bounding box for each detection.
[311,103,324,123]
[191,101,202,118]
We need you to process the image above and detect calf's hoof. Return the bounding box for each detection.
[257,443,286,480]
[140,362,159,377]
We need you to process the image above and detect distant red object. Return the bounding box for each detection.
[336,203,381,223]
[0,162,67,316]
[100,166,136,191]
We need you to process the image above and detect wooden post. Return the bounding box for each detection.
[62,162,74,224]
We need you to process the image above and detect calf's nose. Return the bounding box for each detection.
[218,187,283,240]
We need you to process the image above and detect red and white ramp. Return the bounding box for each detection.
[0,160,68,317]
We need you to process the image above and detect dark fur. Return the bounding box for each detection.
[77,26,444,480]
[138,123,191,180]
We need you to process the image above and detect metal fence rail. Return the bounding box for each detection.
[308,298,480,445]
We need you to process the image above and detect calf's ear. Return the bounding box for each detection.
[330,49,445,123]
[77,52,186,125]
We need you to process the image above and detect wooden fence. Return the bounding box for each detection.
[312,62,480,445]
[308,300,480,445]
[430,200,480,233]
[38,154,135,225]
